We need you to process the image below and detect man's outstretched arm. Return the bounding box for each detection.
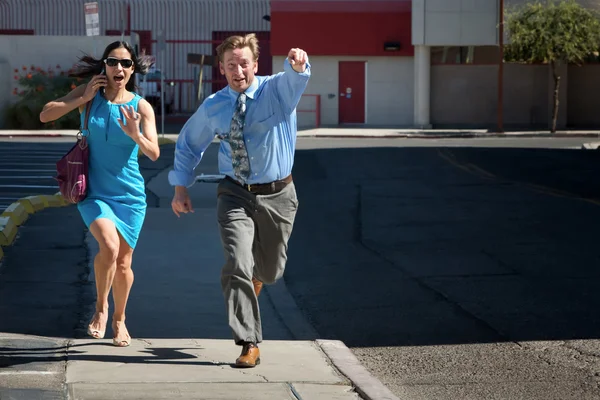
[273,48,311,114]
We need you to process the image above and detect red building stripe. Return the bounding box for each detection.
[271,1,413,57]
[271,0,411,13]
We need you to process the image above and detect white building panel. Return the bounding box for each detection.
[413,0,499,46]
[274,55,414,127]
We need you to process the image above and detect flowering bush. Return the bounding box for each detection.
[3,64,86,129]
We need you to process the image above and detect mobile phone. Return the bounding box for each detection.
[100,67,105,95]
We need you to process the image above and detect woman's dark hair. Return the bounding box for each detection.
[69,40,154,92]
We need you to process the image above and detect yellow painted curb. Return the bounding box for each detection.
[1,202,29,226]
[54,192,71,206]
[0,246,4,262]
[18,196,46,213]
[40,194,64,208]
[0,216,17,246]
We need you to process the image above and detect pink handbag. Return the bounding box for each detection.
[55,101,92,204]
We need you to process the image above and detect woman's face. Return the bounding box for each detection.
[104,47,134,89]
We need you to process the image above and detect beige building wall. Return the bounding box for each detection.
[273,55,414,128]
[430,63,577,129]
[431,65,497,127]
[567,65,600,128]
[502,64,549,127]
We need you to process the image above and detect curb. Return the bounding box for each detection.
[0,216,18,246]
[0,139,176,264]
[582,141,600,150]
[0,192,70,262]
[296,132,600,139]
[3,202,29,225]
[4,130,600,139]
[2,137,397,400]
[264,276,398,400]
[18,195,48,213]
[317,340,401,400]
[264,279,320,341]
[142,153,398,400]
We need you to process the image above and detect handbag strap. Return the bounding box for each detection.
[82,100,93,133]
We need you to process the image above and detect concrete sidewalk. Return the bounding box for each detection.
[2,128,600,139]
[70,169,398,400]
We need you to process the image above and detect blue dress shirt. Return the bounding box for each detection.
[168,58,311,187]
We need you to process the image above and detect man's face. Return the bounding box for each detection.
[220,47,258,93]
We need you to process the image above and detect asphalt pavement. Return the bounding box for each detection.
[0,141,69,212]
[0,138,370,400]
[0,141,179,399]
[285,138,600,399]
[2,135,600,399]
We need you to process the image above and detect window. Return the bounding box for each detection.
[431,46,499,65]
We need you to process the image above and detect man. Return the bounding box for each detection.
[168,33,310,368]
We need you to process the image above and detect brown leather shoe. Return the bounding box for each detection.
[252,277,263,297]
[235,342,260,368]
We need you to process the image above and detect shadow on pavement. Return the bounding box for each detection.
[1,142,600,351]
[0,343,233,368]
[285,145,600,348]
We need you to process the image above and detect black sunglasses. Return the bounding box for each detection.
[104,57,134,68]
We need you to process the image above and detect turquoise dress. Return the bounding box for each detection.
[77,92,146,249]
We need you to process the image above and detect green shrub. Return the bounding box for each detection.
[3,65,86,130]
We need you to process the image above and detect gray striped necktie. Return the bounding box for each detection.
[229,92,250,181]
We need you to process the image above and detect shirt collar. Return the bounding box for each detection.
[228,76,259,105]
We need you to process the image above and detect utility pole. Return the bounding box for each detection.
[497,0,504,133]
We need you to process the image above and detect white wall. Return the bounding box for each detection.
[413,0,599,48]
[273,55,414,127]
[0,35,123,126]
[413,0,499,46]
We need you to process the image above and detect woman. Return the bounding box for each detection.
[40,41,160,347]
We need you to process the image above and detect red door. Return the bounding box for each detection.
[338,61,365,124]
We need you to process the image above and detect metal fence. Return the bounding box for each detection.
[0,0,271,113]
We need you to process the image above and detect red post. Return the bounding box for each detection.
[316,95,321,128]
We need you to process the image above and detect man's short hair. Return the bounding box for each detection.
[216,33,260,62]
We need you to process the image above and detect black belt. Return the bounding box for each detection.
[225,174,293,195]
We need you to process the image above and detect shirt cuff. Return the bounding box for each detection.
[284,57,311,77]
[168,169,195,187]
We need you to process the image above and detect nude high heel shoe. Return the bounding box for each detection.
[112,319,131,347]
[87,312,107,339]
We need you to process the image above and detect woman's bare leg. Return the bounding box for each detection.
[87,218,120,338]
[111,232,134,346]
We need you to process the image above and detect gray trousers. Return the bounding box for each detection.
[216,178,299,345]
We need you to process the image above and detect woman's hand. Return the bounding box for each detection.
[82,75,107,102]
[117,105,142,139]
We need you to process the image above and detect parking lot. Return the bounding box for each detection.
[0,138,74,211]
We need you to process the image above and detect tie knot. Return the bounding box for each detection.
[238,93,247,104]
